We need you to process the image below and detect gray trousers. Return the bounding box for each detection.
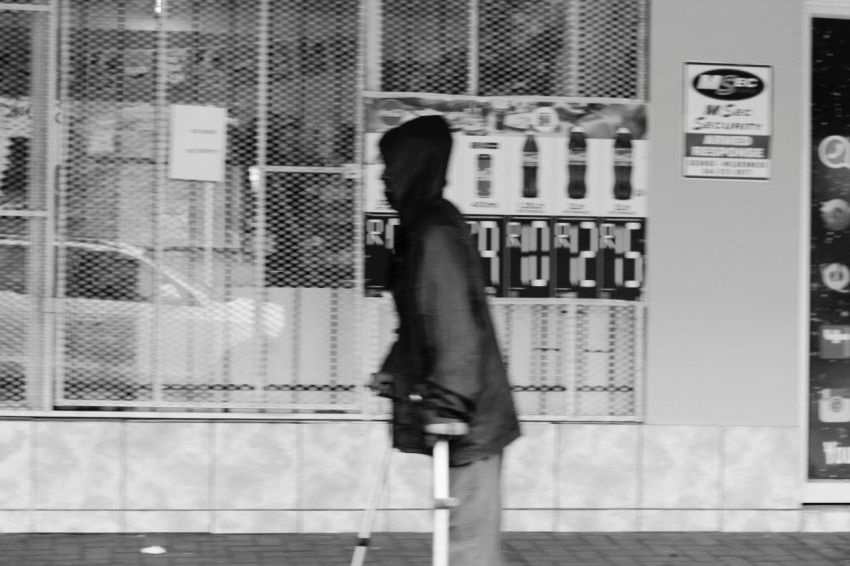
[448,452,503,566]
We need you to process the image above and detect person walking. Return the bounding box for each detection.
[370,114,521,566]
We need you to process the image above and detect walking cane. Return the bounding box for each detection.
[425,422,469,566]
[350,439,393,566]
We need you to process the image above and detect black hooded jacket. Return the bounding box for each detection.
[378,115,521,466]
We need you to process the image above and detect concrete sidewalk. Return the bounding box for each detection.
[1,532,850,566]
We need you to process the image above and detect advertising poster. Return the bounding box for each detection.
[810,19,850,480]
[363,92,648,300]
[683,63,772,180]
[363,93,648,218]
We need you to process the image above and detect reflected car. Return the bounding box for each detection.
[0,237,285,400]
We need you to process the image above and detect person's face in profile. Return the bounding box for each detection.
[380,151,401,210]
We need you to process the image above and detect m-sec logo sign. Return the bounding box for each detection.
[692,69,765,100]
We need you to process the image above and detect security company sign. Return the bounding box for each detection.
[683,63,772,180]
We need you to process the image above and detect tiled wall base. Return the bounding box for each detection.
[34,511,123,533]
[0,419,840,533]
[5,509,849,533]
[0,511,29,533]
[721,510,801,532]
[214,511,298,534]
[558,510,638,532]
[801,506,850,532]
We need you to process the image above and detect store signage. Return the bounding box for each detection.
[692,68,765,100]
[821,326,850,359]
[683,62,773,180]
[823,441,850,464]
[818,135,850,169]
[809,18,850,480]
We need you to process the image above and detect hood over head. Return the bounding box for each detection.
[379,115,453,224]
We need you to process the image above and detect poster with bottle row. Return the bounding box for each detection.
[364,214,645,301]
[362,92,648,219]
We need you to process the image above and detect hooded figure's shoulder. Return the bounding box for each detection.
[415,199,464,231]
[410,200,469,252]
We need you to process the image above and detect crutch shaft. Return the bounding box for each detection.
[351,441,392,566]
[432,439,450,566]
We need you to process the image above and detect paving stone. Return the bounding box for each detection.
[2,532,850,565]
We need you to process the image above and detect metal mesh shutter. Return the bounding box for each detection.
[52,0,362,410]
[0,4,53,411]
[2,0,646,418]
[366,300,644,420]
[377,0,648,99]
[380,0,469,94]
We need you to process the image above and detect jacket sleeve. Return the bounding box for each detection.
[414,224,480,422]
[379,332,407,377]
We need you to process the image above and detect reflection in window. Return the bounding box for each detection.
[0,13,33,210]
[0,244,26,294]
[67,249,147,302]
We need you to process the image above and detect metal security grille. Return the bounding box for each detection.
[366,299,645,420]
[570,0,648,99]
[52,0,361,410]
[0,4,53,411]
[1,0,647,418]
[376,0,648,99]
[501,302,645,419]
[379,0,470,94]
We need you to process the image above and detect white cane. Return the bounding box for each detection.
[425,422,469,566]
[350,440,393,566]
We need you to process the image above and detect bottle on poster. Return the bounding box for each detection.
[476,153,492,198]
[613,126,633,201]
[522,130,538,198]
[492,99,508,132]
[567,126,587,200]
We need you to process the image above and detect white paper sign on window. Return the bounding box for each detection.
[168,104,227,182]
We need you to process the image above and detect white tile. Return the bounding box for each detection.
[641,426,721,509]
[0,511,30,533]
[722,427,800,509]
[125,422,211,509]
[639,510,720,532]
[124,511,210,533]
[300,422,386,509]
[387,451,431,509]
[378,510,431,532]
[721,510,800,532]
[34,511,122,533]
[559,424,639,509]
[557,510,638,532]
[0,421,31,509]
[213,511,297,533]
[802,507,850,532]
[503,509,555,532]
[300,510,362,533]
[213,423,298,509]
[504,423,556,509]
[34,421,121,509]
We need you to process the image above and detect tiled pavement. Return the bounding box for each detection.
[1,532,850,566]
